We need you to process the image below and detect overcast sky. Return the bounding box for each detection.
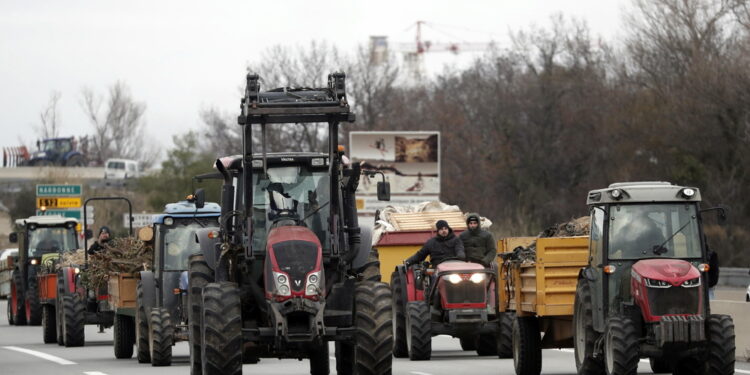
[0,0,628,159]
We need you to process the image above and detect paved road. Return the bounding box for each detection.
[1,300,749,375]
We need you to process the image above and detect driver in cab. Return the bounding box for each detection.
[405,220,466,268]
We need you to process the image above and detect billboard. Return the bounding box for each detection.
[349,131,440,213]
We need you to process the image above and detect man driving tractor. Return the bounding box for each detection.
[405,220,466,267]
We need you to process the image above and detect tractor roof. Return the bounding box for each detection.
[219,152,329,171]
[587,181,701,205]
[15,215,79,227]
[152,201,221,224]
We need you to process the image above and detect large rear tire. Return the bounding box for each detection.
[188,255,214,375]
[201,282,242,375]
[308,342,330,375]
[649,357,672,373]
[136,280,151,363]
[476,333,498,356]
[25,277,42,325]
[512,316,542,375]
[603,317,639,375]
[497,312,514,358]
[149,307,174,366]
[11,270,26,325]
[406,300,431,361]
[359,249,382,282]
[42,305,57,343]
[459,336,477,351]
[62,294,85,347]
[113,313,135,359]
[56,275,64,345]
[391,270,408,358]
[705,314,735,375]
[574,280,604,375]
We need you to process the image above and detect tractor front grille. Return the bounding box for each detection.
[272,240,318,292]
[646,284,700,316]
[442,280,486,305]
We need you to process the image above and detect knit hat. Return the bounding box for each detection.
[99,226,111,235]
[435,220,450,230]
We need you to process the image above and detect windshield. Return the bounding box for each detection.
[608,203,702,260]
[28,226,78,257]
[162,218,218,270]
[251,165,330,252]
[107,161,125,169]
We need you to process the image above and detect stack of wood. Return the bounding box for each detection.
[55,249,86,270]
[539,216,591,238]
[388,211,467,231]
[80,237,152,290]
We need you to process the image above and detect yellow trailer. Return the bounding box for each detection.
[498,236,589,375]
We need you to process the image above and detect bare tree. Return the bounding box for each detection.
[36,91,62,139]
[345,45,401,130]
[199,106,242,158]
[81,81,159,167]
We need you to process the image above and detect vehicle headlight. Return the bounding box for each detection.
[163,217,174,226]
[74,267,80,274]
[273,271,291,296]
[306,285,317,295]
[447,274,463,284]
[277,274,287,284]
[278,285,290,296]
[469,273,486,284]
[644,278,671,288]
[682,277,701,288]
[30,259,38,265]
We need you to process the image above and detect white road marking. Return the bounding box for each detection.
[410,372,433,375]
[735,370,750,374]
[83,372,109,375]
[2,346,76,365]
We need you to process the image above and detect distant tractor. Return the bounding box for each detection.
[7,216,79,327]
[574,182,735,375]
[23,137,87,167]
[135,197,220,366]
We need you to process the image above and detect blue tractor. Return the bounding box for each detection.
[24,137,86,167]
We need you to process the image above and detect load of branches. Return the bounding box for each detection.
[503,216,591,265]
[80,237,153,290]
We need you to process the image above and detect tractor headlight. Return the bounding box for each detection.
[74,267,80,274]
[447,274,463,284]
[644,278,671,288]
[273,271,291,296]
[680,188,696,198]
[278,285,290,296]
[30,259,38,265]
[306,271,322,296]
[682,277,701,288]
[306,285,317,295]
[469,273,486,284]
[163,217,174,226]
[277,274,287,284]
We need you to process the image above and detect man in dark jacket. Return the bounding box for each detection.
[405,220,465,267]
[459,213,497,267]
[87,226,111,255]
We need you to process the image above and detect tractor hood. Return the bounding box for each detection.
[436,260,485,273]
[632,259,701,286]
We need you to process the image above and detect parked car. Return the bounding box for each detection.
[104,159,140,179]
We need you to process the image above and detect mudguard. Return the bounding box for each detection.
[58,267,78,295]
[194,228,221,270]
[138,271,156,310]
[395,264,409,304]
[351,226,373,270]
[577,268,604,333]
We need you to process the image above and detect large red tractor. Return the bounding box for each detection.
[189,72,393,375]
[391,258,511,360]
[574,182,735,375]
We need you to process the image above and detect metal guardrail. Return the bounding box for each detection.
[717,267,750,288]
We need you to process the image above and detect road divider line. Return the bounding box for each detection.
[2,346,76,365]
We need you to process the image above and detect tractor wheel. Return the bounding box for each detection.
[136,280,151,363]
[497,312,514,358]
[189,255,214,375]
[65,155,85,167]
[149,307,174,366]
[335,341,353,375]
[649,357,672,373]
[574,280,604,375]
[201,282,242,375]
[512,316,542,375]
[359,249,382,282]
[406,300,431,360]
[459,336,477,351]
[603,317,639,375]
[62,294,85,347]
[391,270,408,358]
[25,277,42,325]
[476,333,498,356]
[42,305,57,343]
[308,342,330,375]
[704,314,735,375]
[113,313,135,359]
[56,276,64,345]
[11,270,26,325]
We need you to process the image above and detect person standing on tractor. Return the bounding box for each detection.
[405,220,466,268]
[87,226,112,255]
[459,213,497,267]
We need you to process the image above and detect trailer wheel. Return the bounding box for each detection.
[189,254,214,375]
[11,270,26,325]
[113,313,135,359]
[308,342,330,375]
[201,282,242,375]
[391,270,408,358]
[406,300,431,360]
[25,277,42,325]
[513,316,542,375]
[603,316,639,375]
[136,281,151,363]
[705,314,735,375]
[62,294,85,347]
[149,307,174,366]
[497,312,514,358]
[574,280,604,375]
[459,336,477,351]
[42,305,57,343]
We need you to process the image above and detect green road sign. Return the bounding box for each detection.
[35,209,82,219]
[36,184,82,197]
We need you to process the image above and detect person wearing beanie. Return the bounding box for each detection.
[405,219,466,267]
[87,226,112,255]
[459,213,497,267]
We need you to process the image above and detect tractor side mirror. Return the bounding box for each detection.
[701,206,728,226]
[377,181,391,201]
[194,188,206,209]
[138,226,154,242]
[8,232,17,243]
[84,229,94,239]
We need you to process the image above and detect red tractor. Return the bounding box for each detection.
[189,72,393,375]
[574,182,735,375]
[391,258,511,360]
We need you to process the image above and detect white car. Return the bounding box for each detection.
[104,158,140,179]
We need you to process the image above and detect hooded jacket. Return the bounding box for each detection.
[406,228,466,267]
[459,213,497,267]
